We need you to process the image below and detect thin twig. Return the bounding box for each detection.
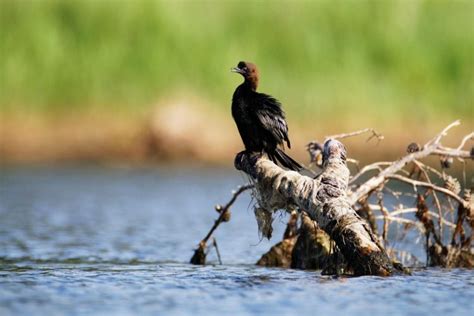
[377,190,389,242]
[349,162,391,185]
[426,120,460,146]
[382,186,403,201]
[373,216,425,233]
[202,184,254,243]
[456,132,474,150]
[418,162,444,179]
[212,238,222,265]
[369,205,456,228]
[387,174,466,206]
[325,127,384,143]
[191,184,254,265]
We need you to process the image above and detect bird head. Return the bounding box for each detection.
[231,61,259,90]
[306,141,324,168]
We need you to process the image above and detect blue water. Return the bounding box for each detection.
[1,166,473,316]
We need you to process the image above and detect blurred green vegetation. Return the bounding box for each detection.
[1,0,473,124]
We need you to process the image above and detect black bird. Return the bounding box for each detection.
[231,61,302,171]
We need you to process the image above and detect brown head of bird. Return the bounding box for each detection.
[231,61,259,91]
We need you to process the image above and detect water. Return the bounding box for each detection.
[1,166,473,316]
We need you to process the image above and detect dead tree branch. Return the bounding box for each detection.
[192,121,472,271]
[235,140,395,276]
[325,127,384,143]
[349,120,471,205]
[190,183,254,265]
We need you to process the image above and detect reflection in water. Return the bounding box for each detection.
[0,167,473,315]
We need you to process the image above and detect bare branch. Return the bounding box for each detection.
[456,132,474,150]
[349,161,391,185]
[373,215,425,233]
[325,127,384,143]
[349,121,469,205]
[386,174,466,206]
[426,120,460,146]
[415,161,444,179]
[370,205,456,228]
[203,184,254,243]
[212,238,222,265]
[191,183,254,264]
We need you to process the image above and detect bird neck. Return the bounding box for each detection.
[243,77,258,91]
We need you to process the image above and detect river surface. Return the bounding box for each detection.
[1,166,473,315]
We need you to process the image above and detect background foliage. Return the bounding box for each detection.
[1,0,472,126]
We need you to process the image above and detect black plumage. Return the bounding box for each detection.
[231,61,302,171]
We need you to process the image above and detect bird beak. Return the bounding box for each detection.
[231,67,245,74]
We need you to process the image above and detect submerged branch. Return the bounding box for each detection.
[202,184,254,243]
[190,183,253,265]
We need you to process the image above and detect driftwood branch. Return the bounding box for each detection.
[190,183,253,265]
[191,121,472,271]
[235,140,395,276]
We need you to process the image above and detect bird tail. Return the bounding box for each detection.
[269,148,303,171]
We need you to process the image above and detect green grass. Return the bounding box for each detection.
[1,0,473,124]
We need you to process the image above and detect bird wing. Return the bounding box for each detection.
[253,92,291,148]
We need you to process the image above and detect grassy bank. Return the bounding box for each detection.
[1,0,473,116]
[0,0,473,164]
